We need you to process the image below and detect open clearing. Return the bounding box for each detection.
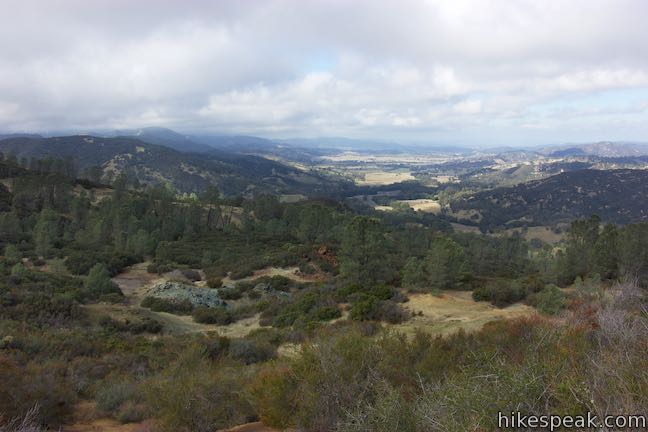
[102,265,534,340]
[222,266,324,286]
[356,171,415,185]
[392,290,535,337]
[399,199,441,213]
[85,263,264,337]
[503,226,564,244]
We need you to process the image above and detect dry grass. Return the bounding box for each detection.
[356,171,415,186]
[373,205,394,212]
[279,194,306,203]
[398,199,441,214]
[505,226,564,244]
[391,290,535,337]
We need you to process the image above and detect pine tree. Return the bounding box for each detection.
[425,237,467,290]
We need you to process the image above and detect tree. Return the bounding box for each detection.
[4,244,21,265]
[425,237,467,290]
[594,224,618,279]
[564,215,600,280]
[85,263,118,296]
[402,257,426,290]
[34,208,60,257]
[339,216,389,286]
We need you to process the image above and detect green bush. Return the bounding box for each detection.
[206,277,222,288]
[146,348,254,432]
[529,284,566,315]
[218,287,242,300]
[95,380,136,412]
[472,280,527,307]
[192,306,232,325]
[228,339,277,365]
[141,297,193,315]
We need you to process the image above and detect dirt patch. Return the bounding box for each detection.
[219,422,286,432]
[112,262,160,300]
[392,291,535,337]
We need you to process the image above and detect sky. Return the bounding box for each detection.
[2,0,648,147]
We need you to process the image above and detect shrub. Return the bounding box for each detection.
[141,297,193,315]
[349,294,381,321]
[180,269,201,282]
[528,284,566,315]
[377,300,409,324]
[472,280,527,307]
[98,315,163,334]
[0,355,76,428]
[218,287,242,300]
[229,267,254,280]
[4,244,22,265]
[84,263,122,298]
[115,401,147,424]
[250,366,296,429]
[336,283,395,302]
[311,305,342,321]
[146,348,254,432]
[247,290,262,300]
[147,261,174,274]
[228,339,277,365]
[203,336,231,360]
[349,296,407,323]
[206,277,222,288]
[95,380,136,412]
[192,306,232,325]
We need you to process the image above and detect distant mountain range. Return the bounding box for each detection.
[541,142,648,158]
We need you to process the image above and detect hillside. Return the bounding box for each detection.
[449,169,648,228]
[0,135,350,195]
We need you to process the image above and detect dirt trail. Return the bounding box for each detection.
[219,422,285,432]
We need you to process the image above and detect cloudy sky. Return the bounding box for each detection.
[2,0,648,146]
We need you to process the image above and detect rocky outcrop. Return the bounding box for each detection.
[145,281,225,307]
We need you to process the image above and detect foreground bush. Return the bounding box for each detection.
[146,348,254,432]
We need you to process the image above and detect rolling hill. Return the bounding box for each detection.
[449,169,648,228]
[0,135,351,196]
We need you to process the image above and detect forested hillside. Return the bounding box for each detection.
[0,135,350,196]
[0,154,647,431]
[450,169,648,229]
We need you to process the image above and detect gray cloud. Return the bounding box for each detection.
[1,0,648,145]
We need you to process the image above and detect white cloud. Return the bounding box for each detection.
[1,0,648,145]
